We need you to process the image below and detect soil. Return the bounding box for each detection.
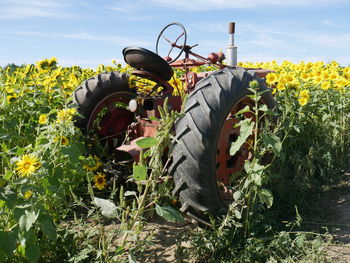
[140,172,350,263]
[322,172,350,262]
[137,219,195,263]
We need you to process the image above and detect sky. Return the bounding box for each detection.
[0,0,349,68]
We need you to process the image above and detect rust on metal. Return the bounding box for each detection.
[244,68,274,79]
[229,22,235,34]
[116,138,143,161]
[215,98,255,189]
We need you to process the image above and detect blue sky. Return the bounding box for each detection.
[0,0,349,68]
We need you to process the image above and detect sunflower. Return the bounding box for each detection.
[7,95,17,103]
[298,90,310,106]
[23,191,33,199]
[56,108,77,123]
[54,136,69,145]
[94,172,107,190]
[16,154,41,176]
[83,155,102,172]
[266,73,278,86]
[38,114,48,124]
[321,82,331,90]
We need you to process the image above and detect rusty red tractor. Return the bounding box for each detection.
[73,22,276,224]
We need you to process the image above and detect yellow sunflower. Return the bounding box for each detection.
[56,108,77,123]
[94,172,107,190]
[54,136,69,145]
[266,73,278,86]
[16,154,41,176]
[23,191,33,199]
[298,90,310,106]
[38,114,48,124]
[83,155,102,172]
[7,95,17,103]
[321,82,331,90]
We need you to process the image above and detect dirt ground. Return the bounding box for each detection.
[140,172,350,263]
[137,219,196,263]
[323,172,350,262]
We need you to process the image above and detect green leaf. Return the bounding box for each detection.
[4,171,13,180]
[26,241,40,263]
[61,144,83,162]
[135,137,158,149]
[261,134,282,156]
[234,105,251,116]
[124,191,137,197]
[244,160,265,186]
[39,218,56,240]
[115,246,125,255]
[17,239,26,257]
[94,197,118,218]
[233,191,242,201]
[0,231,16,256]
[234,209,242,219]
[26,211,39,232]
[16,147,25,156]
[155,205,185,223]
[133,164,147,181]
[258,189,273,208]
[128,254,137,263]
[229,119,254,156]
[19,210,39,232]
[293,125,300,133]
[258,104,268,112]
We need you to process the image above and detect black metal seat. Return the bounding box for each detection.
[122,47,174,81]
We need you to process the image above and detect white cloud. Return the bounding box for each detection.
[0,0,70,19]
[145,0,347,10]
[239,52,294,63]
[14,31,151,47]
[105,4,158,21]
[190,22,227,33]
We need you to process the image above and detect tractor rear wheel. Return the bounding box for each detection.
[169,67,276,225]
[73,72,136,155]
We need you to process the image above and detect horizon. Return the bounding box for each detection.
[1,0,349,68]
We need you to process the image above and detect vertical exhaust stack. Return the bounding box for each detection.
[226,22,237,67]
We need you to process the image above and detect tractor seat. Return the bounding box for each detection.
[122,47,174,81]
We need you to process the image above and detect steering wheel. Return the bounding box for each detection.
[156,23,187,64]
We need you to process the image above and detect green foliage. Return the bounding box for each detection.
[176,80,334,262]
[1,60,349,262]
[155,204,185,223]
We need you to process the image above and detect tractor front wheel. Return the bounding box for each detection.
[73,72,136,156]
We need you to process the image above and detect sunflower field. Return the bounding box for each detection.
[0,58,350,262]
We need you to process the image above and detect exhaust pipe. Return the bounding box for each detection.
[226,22,237,67]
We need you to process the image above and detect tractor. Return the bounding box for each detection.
[73,22,276,225]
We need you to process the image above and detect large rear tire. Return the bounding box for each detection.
[169,67,276,224]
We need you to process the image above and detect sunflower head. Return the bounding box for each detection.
[83,155,102,172]
[54,136,69,146]
[56,108,77,123]
[23,190,33,199]
[298,90,310,106]
[38,114,48,125]
[16,154,41,177]
[93,172,107,190]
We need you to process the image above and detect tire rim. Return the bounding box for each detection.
[87,91,135,151]
[216,97,256,200]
